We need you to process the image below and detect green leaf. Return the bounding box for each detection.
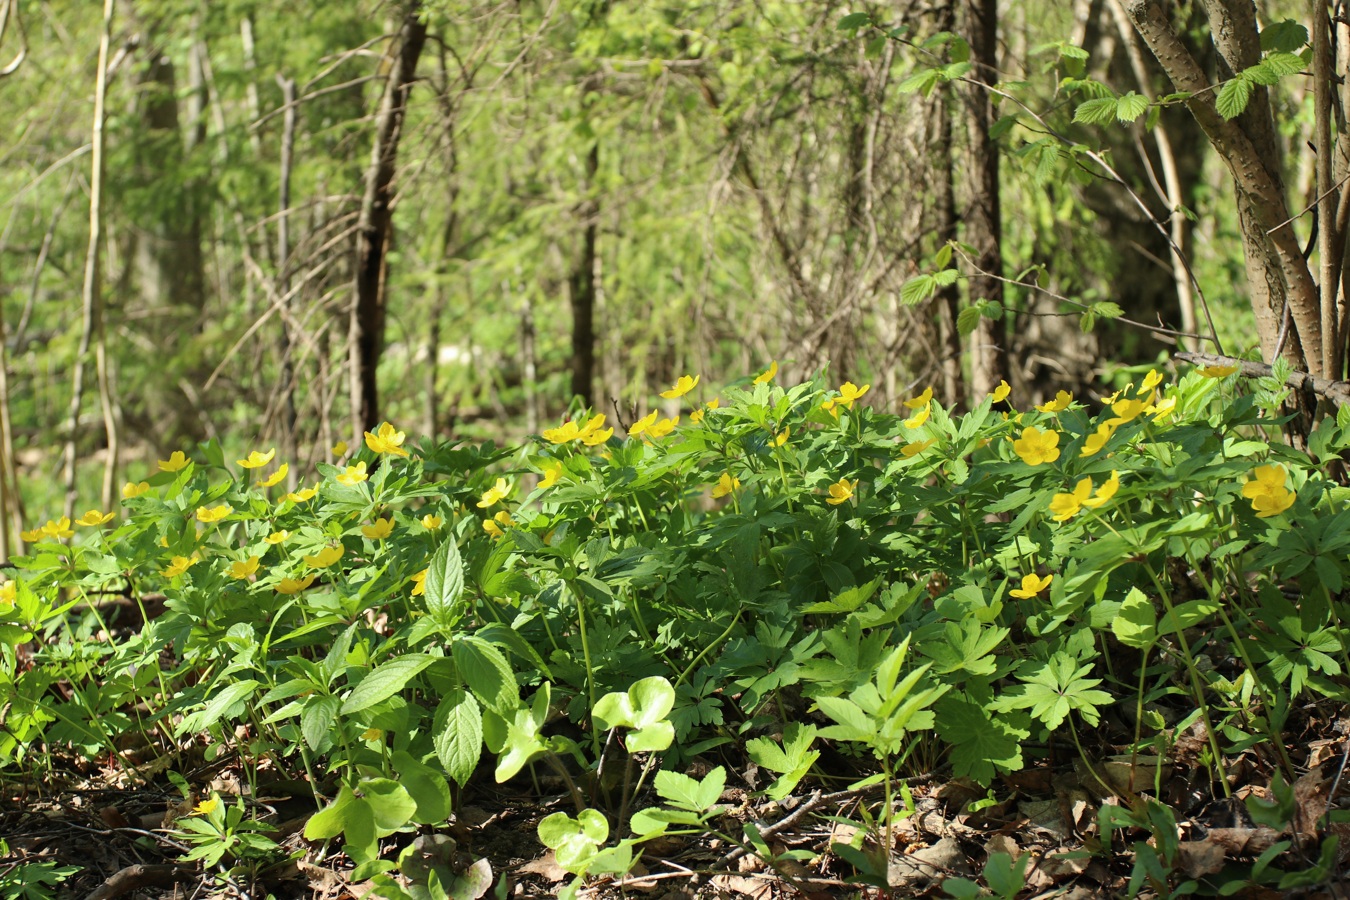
[304,784,360,839]
[391,751,452,824]
[1216,77,1253,120]
[957,305,982,336]
[933,244,953,269]
[896,69,940,95]
[452,636,518,712]
[425,537,465,625]
[655,766,726,812]
[1260,20,1308,53]
[1260,52,1305,77]
[1112,588,1157,649]
[837,12,871,30]
[900,274,936,306]
[1073,97,1119,125]
[434,689,483,788]
[178,679,259,735]
[341,655,434,715]
[1093,301,1124,319]
[301,694,340,751]
[935,693,1027,785]
[745,723,819,801]
[361,778,418,834]
[1115,92,1149,122]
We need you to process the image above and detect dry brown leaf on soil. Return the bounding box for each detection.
[516,850,569,882]
[711,873,774,899]
[1176,839,1227,879]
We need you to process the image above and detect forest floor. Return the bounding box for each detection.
[4,726,1349,900]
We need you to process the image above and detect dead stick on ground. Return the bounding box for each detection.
[85,864,194,900]
[1175,351,1350,409]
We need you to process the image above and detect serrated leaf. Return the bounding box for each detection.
[989,114,1018,141]
[391,750,452,824]
[178,679,259,735]
[1073,97,1119,125]
[434,689,483,787]
[1093,301,1124,319]
[933,268,959,286]
[837,12,870,30]
[897,69,940,95]
[1080,311,1096,333]
[1115,92,1149,122]
[452,636,518,712]
[957,305,982,336]
[933,243,953,269]
[425,538,464,625]
[901,274,936,306]
[301,694,340,751]
[1260,20,1308,53]
[1260,51,1304,76]
[1216,77,1252,120]
[934,693,1027,785]
[340,655,434,715]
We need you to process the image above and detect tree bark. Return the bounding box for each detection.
[349,2,427,435]
[1126,0,1321,374]
[568,140,599,408]
[963,0,1007,396]
[933,1,964,408]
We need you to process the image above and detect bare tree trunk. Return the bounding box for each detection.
[963,0,1007,396]
[568,141,599,408]
[1311,0,1342,377]
[349,2,427,435]
[63,0,115,519]
[932,1,964,407]
[276,74,299,480]
[1126,0,1320,374]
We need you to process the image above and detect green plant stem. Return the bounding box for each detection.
[572,581,600,761]
[673,608,742,691]
[1143,564,1231,797]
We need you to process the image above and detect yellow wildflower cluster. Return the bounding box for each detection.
[1048,472,1120,522]
[1242,464,1295,518]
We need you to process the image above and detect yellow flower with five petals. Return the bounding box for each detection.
[277,574,316,595]
[1035,391,1072,414]
[825,477,854,506]
[362,518,395,540]
[196,505,232,523]
[75,509,114,527]
[228,557,260,580]
[158,451,190,472]
[1009,573,1052,599]
[304,546,344,568]
[753,360,778,385]
[237,448,275,469]
[337,462,368,486]
[712,472,740,499]
[660,374,700,399]
[365,422,410,457]
[477,477,510,508]
[122,481,151,499]
[260,464,289,488]
[1012,427,1060,466]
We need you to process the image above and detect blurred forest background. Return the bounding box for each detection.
[0,0,1327,549]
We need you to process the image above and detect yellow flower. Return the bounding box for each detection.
[1148,396,1178,422]
[1083,470,1120,509]
[362,518,395,540]
[690,408,706,424]
[0,581,14,614]
[304,545,344,568]
[991,380,1011,403]
[228,556,260,580]
[158,451,190,472]
[1035,390,1072,414]
[904,405,931,429]
[193,796,219,816]
[753,360,778,385]
[646,416,679,438]
[277,573,316,595]
[411,569,428,596]
[283,486,317,503]
[337,462,368,486]
[1013,427,1061,466]
[904,387,933,410]
[1009,573,1052,599]
[494,510,512,526]
[660,374,700,399]
[821,398,840,419]
[1242,464,1295,518]
[196,504,233,523]
[628,411,658,437]
[365,422,410,457]
[482,518,505,538]
[773,426,790,447]
[361,727,383,741]
[1080,423,1115,457]
[75,509,114,527]
[576,414,607,441]
[712,472,740,499]
[237,448,276,469]
[421,514,443,530]
[1199,364,1238,378]
[837,382,871,409]
[825,477,855,506]
[707,398,721,411]
[1140,370,1164,394]
[581,426,614,446]
[1048,477,1093,522]
[539,464,562,490]
[37,517,73,539]
[901,439,935,458]
[332,441,349,457]
[265,530,292,545]
[19,528,41,543]
[1107,396,1151,426]
[163,555,198,578]
[543,420,583,443]
[260,464,289,488]
[477,477,511,508]
[122,481,151,499]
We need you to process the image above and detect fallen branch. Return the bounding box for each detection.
[86,864,194,900]
[1175,351,1350,408]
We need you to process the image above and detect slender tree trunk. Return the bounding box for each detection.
[933,1,964,407]
[349,2,427,435]
[276,74,299,482]
[63,0,115,519]
[568,141,599,407]
[963,0,1007,396]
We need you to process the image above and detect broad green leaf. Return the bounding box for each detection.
[452,636,517,712]
[1216,77,1253,120]
[425,537,465,625]
[391,750,452,824]
[301,694,340,751]
[304,784,359,840]
[178,679,259,735]
[361,777,418,834]
[1113,587,1157,649]
[934,692,1027,785]
[434,689,483,788]
[341,655,434,715]
[1073,97,1118,125]
[1115,92,1148,122]
[655,766,726,812]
